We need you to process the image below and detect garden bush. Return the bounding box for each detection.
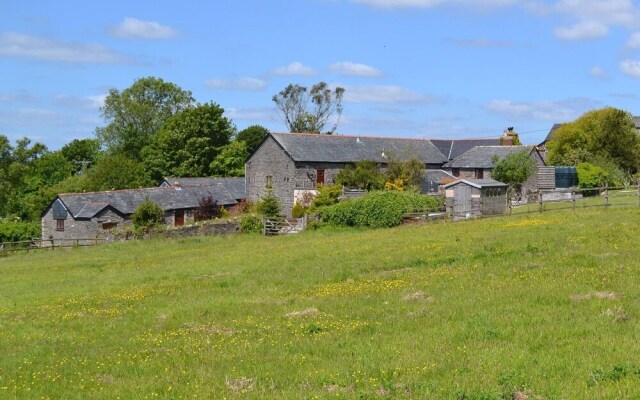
[319,191,443,228]
[255,190,281,217]
[291,202,306,218]
[0,220,40,242]
[239,214,263,233]
[132,198,165,229]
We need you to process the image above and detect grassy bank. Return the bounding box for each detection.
[2,207,640,399]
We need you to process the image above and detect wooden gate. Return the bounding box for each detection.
[263,216,306,236]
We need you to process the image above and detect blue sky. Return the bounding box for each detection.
[1,0,640,150]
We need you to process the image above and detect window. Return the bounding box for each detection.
[56,219,64,231]
[316,169,325,185]
[102,222,118,230]
[475,169,484,179]
[452,169,460,177]
[265,175,273,189]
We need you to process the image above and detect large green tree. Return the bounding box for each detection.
[210,140,248,177]
[85,153,152,191]
[96,77,195,159]
[235,125,269,154]
[273,82,345,134]
[491,150,535,194]
[60,138,102,173]
[142,102,234,180]
[546,107,640,172]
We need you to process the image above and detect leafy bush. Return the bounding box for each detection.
[0,220,40,242]
[132,198,165,229]
[194,195,221,221]
[291,202,306,218]
[308,184,342,212]
[240,214,262,233]
[336,161,385,190]
[255,189,281,216]
[319,191,443,228]
[577,162,607,190]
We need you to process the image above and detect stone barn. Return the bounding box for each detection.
[444,179,508,221]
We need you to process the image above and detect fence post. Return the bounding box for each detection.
[572,189,576,211]
[637,178,640,207]
[538,191,543,213]
[262,218,266,236]
[604,182,609,207]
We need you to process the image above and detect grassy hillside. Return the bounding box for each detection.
[2,208,640,399]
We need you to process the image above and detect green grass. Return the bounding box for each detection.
[2,207,640,399]
[512,188,640,214]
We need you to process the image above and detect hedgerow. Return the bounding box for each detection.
[0,220,40,242]
[319,191,443,228]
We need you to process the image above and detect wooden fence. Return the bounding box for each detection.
[0,238,107,253]
[263,216,307,236]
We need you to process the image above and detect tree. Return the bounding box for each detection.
[235,125,269,155]
[273,82,345,134]
[96,77,195,159]
[546,107,640,173]
[336,161,385,190]
[84,153,152,191]
[255,189,281,216]
[194,195,221,221]
[60,138,102,173]
[491,150,535,194]
[143,102,234,179]
[132,198,165,229]
[210,140,248,177]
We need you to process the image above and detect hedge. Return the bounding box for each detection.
[0,221,40,243]
[319,191,443,228]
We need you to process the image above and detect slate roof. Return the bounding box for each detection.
[162,177,246,200]
[270,132,449,164]
[431,138,501,161]
[443,178,507,189]
[633,116,640,130]
[539,123,565,145]
[424,169,456,183]
[57,185,237,219]
[443,146,533,169]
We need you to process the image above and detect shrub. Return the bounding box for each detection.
[255,189,281,217]
[577,162,607,191]
[240,214,263,233]
[336,161,385,190]
[291,202,306,218]
[132,198,165,229]
[319,191,443,228]
[194,195,221,221]
[0,220,40,242]
[308,184,342,212]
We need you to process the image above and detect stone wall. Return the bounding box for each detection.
[41,207,128,247]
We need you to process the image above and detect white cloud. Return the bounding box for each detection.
[111,17,177,40]
[553,0,640,30]
[589,65,607,79]
[272,62,316,76]
[225,107,275,121]
[0,32,128,64]
[626,32,640,48]
[53,94,105,109]
[484,98,599,121]
[328,61,384,77]
[204,77,267,91]
[343,85,436,104]
[554,21,608,40]
[349,0,517,9]
[620,59,640,78]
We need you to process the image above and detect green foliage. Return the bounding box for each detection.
[384,157,424,191]
[320,191,443,228]
[577,162,608,189]
[547,107,640,173]
[235,125,269,155]
[273,82,345,134]
[308,184,342,211]
[239,214,262,233]
[255,189,281,217]
[96,77,195,160]
[491,150,535,192]
[210,140,248,177]
[291,202,306,218]
[85,153,151,191]
[60,139,102,173]
[131,198,165,229]
[336,161,385,190]
[0,219,39,242]
[145,102,234,178]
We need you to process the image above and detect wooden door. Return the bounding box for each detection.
[453,185,471,218]
[316,169,325,185]
[175,209,185,226]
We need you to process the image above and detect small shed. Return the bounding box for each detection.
[444,179,508,220]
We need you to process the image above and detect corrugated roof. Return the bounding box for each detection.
[443,178,507,189]
[58,185,237,219]
[163,177,246,200]
[270,132,449,164]
[444,146,532,169]
[431,138,501,160]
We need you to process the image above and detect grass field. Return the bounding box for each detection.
[2,207,640,399]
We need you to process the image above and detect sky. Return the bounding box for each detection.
[1,0,640,150]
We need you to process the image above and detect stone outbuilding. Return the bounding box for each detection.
[41,184,238,246]
[444,179,508,221]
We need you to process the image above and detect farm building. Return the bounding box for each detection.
[41,184,238,246]
[444,179,508,221]
[160,177,246,202]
